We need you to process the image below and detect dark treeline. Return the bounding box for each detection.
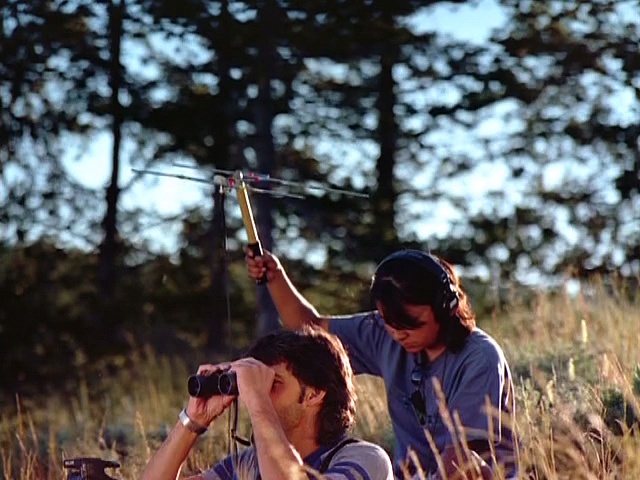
[1,0,638,402]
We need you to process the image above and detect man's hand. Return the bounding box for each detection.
[231,357,276,410]
[245,247,280,282]
[142,363,237,480]
[185,363,236,427]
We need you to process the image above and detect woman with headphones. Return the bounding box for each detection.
[246,249,518,480]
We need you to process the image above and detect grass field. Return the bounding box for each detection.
[2,276,639,479]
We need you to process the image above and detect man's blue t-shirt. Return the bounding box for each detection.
[202,435,393,480]
[329,312,518,478]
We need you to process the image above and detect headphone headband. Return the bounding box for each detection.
[374,250,459,318]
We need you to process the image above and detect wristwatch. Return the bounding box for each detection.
[179,408,208,435]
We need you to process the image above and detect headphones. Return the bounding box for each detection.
[374,249,459,324]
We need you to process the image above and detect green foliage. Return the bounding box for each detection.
[0,0,110,247]
[600,387,640,435]
[0,241,97,396]
[0,238,261,406]
[430,0,640,279]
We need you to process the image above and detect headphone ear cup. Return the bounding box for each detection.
[435,272,459,319]
[434,272,459,345]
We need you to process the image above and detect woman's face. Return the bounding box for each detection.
[378,302,442,353]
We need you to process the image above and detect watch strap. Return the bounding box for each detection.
[179,408,208,435]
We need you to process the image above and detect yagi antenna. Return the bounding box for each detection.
[133,165,369,283]
[133,167,369,199]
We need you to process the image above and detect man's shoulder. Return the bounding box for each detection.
[336,437,389,454]
[326,438,393,477]
[202,447,258,480]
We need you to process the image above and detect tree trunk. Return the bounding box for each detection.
[205,0,235,354]
[206,186,230,355]
[253,2,279,334]
[98,0,124,318]
[373,39,400,255]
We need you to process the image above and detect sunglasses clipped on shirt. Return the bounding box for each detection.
[410,362,427,426]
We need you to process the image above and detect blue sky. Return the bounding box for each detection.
[61,0,509,254]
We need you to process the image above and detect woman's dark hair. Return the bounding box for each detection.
[244,325,356,445]
[370,250,476,352]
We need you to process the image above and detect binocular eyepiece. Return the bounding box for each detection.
[188,371,238,397]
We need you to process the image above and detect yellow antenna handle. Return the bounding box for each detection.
[234,171,266,284]
[236,185,259,244]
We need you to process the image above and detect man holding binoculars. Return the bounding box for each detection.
[142,326,393,480]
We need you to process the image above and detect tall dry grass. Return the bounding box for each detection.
[490,276,640,480]
[1,276,638,479]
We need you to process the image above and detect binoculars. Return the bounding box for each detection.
[188,371,238,397]
[64,458,120,480]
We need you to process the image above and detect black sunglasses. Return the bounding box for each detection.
[410,363,427,426]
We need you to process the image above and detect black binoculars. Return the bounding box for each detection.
[188,371,238,397]
[64,458,120,480]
